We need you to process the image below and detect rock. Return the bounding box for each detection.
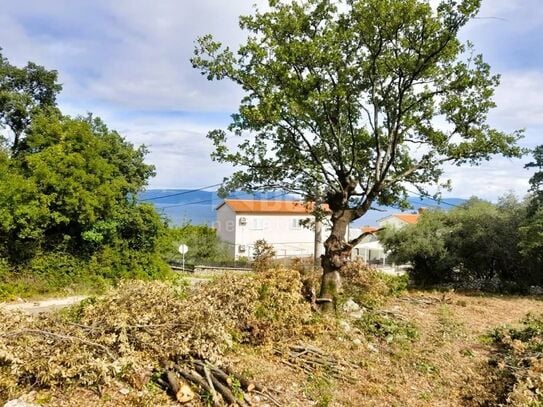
[352,338,362,346]
[529,286,543,296]
[367,343,378,353]
[119,388,130,395]
[4,400,39,407]
[342,299,361,313]
[339,319,351,333]
[349,310,365,319]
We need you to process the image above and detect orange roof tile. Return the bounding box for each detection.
[393,213,420,224]
[218,199,320,214]
[361,226,379,234]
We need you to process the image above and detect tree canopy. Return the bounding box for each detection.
[381,196,538,289]
[193,0,523,306]
[0,50,62,152]
[525,145,543,213]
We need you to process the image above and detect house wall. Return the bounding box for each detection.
[215,205,237,258]
[350,228,383,263]
[234,213,318,259]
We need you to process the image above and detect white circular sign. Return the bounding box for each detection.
[178,244,189,255]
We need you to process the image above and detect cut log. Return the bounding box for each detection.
[166,370,195,403]
[194,363,239,406]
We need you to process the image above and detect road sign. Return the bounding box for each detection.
[178,244,189,271]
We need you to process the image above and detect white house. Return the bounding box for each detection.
[216,199,326,259]
[352,212,421,266]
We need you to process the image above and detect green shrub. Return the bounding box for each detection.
[340,260,408,308]
[0,249,173,301]
[355,312,419,343]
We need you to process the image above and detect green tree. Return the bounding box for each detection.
[158,224,230,265]
[525,145,543,213]
[192,0,523,308]
[0,112,156,261]
[0,50,62,152]
[519,208,543,276]
[380,210,456,285]
[382,196,534,289]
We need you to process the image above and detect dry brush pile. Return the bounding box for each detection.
[481,313,543,406]
[0,268,313,405]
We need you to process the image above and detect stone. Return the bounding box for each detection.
[352,338,362,346]
[4,400,39,407]
[339,319,351,333]
[367,343,378,353]
[529,286,543,296]
[342,299,361,313]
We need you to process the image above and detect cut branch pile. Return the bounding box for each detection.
[275,344,357,384]
[160,358,281,406]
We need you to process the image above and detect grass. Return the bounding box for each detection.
[229,291,543,407]
[4,275,543,406]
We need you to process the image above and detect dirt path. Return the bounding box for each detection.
[0,296,88,314]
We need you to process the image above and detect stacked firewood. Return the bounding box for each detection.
[275,344,357,384]
[160,358,281,406]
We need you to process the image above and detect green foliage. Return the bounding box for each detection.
[0,249,171,300]
[525,145,543,214]
[252,239,276,272]
[519,208,543,271]
[485,314,543,406]
[355,312,419,344]
[0,50,62,151]
[0,113,158,263]
[158,223,231,265]
[193,0,522,250]
[381,196,539,289]
[340,260,408,308]
[0,53,170,297]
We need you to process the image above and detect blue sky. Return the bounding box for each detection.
[1,0,542,200]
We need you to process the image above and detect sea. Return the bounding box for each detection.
[138,189,466,228]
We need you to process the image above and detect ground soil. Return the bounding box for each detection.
[5,290,542,406]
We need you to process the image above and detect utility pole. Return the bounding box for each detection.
[314,194,323,269]
[314,218,322,269]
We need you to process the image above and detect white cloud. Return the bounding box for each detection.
[0,0,541,199]
[442,157,532,201]
[490,71,543,130]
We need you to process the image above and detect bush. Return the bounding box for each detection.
[355,312,419,344]
[340,260,408,308]
[483,314,543,406]
[0,249,173,301]
[381,196,539,290]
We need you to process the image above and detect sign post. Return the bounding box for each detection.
[178,244,189,271]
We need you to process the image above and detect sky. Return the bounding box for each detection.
[1,0,542,201]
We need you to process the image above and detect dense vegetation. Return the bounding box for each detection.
[0,52,178,298]
[381,151,543,290]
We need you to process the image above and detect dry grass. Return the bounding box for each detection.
[2,276,543,406]
[230,291,543,407]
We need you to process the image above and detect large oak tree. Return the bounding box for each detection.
[192,0,523,309]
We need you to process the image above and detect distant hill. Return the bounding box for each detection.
[138,189,466,226]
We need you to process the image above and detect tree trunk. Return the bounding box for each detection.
[12,131,21,153]
[318,210,353,312]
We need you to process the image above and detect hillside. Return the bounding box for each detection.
[139,189,466,226]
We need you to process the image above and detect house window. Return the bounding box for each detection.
[290,218,302,230]
[251,218,264,230]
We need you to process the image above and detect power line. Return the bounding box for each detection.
[405,188,463,208]
[158,191,291,210]
[139,183,223,202]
